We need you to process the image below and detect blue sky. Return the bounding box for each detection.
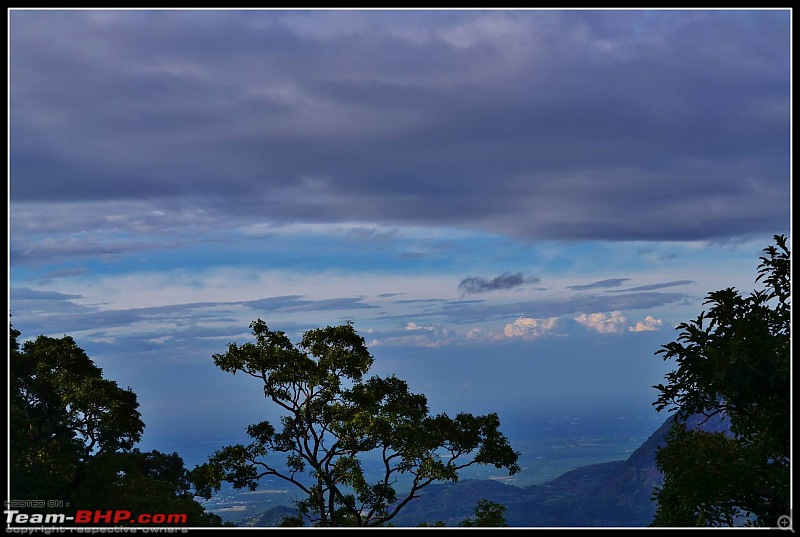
[8,9,791,467]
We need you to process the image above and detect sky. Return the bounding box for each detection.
[8,8,791,467]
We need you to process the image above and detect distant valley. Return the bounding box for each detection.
[202,408,728,527]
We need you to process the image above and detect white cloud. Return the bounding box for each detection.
[628,315,664,332]
[146,335,172,344]
[574,311,629,334]
[503,316,560,340]
[574,311,665,334]
[406,322,457,340]
[464,327,505,343]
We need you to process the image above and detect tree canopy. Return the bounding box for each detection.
[193,320,520,527]
[458,499,509,527]
[651,235,790,526]
[10,326,222,526]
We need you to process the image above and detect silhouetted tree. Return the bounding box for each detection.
[193,320,520,526]
[459,499,509,527]
[652,235,790,526]
[10,325,222,526]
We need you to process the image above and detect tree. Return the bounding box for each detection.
[651,235,790,526]
[458,499,509,527]
[10,330,144,503]
[70,449,224,526]
[193,320,520,527]
[418,498,508,527]
[10,326,222,526]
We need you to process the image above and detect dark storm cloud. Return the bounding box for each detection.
[9,9,790,243]
[567,278,630,291]
[458,272,540,295]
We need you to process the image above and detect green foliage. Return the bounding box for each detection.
[195,320,520,527]
[459,499,509,527]
[11,330,144,501]
[652,235,790,527]
[70,449,224,526]
[417,520,448,527]
[416,498,508,527]
[10,325,221,526]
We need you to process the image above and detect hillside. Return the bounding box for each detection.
[231,412,728,527]
[390,415,676,527]
[392,412,728,527]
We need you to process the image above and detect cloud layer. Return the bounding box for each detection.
[8,10,789,460]
[10,9,790,247]
[503,317,561,340]
[458,272,540,295]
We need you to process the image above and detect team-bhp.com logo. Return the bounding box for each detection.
[5,509,188,526]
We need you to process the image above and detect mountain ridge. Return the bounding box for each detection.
[233,412,728,527]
